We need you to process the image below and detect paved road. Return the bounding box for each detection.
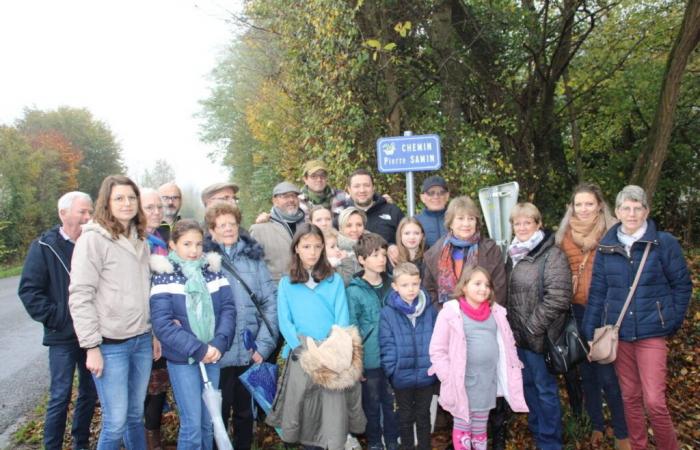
[0,276,49,440]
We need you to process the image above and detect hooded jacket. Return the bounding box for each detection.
[379,290,437,390]
[428,301,528,422]
[423,235,507,306]
[505,231,572,353]
[344,194,404,244]
[203,233,279,367]
[582,220,692,342]
[149,252,237,364]
[18,225,79,346]
[69,221,151,349]
[346,272,392,370]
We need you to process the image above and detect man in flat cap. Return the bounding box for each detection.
[249,182,306,282]
[201,182,239,208]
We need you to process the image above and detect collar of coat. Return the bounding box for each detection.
[149,252,222,274]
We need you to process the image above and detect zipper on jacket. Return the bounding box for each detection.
[656,301,666,328]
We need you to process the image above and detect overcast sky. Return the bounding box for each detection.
[0,0,241,191]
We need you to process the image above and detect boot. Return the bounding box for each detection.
[615,438,632,450]
[146,429,163,450]
[488,397,509,450]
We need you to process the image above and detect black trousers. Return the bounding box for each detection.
[219,365,254,450]
[394,385,434,450]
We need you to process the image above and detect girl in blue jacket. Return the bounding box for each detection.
[150,219,236,450]
[379,262,437,450]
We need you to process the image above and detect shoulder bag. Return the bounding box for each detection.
[588,242,651,364]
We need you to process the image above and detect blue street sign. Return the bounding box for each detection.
[376,134,441,173]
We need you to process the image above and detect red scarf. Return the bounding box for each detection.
[458,297,491,321]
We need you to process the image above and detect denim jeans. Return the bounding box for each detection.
[45,343,97,450]
[168,361,221,450]
[93,333,152,450]
[362,368,399,449]
[572,304,628,439]
[518,348,562,450]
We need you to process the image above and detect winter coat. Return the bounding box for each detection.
[299,187,349,219]
[379,291,438,390]
[149,253,237,364]
[249,219,294,283]
[423,235,507,306]
[346,272,392,370]
[267,326,366,450]
[203,233,278,366]
[277,273,350,357]
[428,301,528,422]
[69,222,151,349]
[342,194,404,244]
[582,220,692,342]
[18,226,79,346]
[415,208,447,249]
[505,231,572,354]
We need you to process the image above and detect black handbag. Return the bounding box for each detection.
[537,252,589,375]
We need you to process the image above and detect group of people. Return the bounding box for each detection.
[17,158,691,450]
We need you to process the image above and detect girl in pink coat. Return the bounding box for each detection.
[429,266,528,450]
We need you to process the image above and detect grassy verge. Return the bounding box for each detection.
[0,264,22,278]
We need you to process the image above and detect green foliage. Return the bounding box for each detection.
[140,158,176,189]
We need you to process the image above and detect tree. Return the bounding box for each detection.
[17,107,125,197]
[140,159,176,189]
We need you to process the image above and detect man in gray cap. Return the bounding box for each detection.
[249,181,306,282]
[201,181,239,208]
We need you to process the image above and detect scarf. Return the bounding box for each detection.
[436,232,480,304]
[270,206,305,237]
[458,296,491,321]
[569,214,607,252]
[508,229,545,267]
[168,251,215,363]
[617,221,647,256]
[302,185,334,209]
[388,290,427,326]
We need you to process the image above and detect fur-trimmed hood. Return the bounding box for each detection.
[149,252,222,274]
[203,230,265,261]
[299,325,363,391]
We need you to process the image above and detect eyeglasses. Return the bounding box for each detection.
[424,189,447,198]
[143,205,164,213]
[307,172,327,180]
[618,206,646,215]
[111,195,138,204]
[215,221,238,230]
[161,195,181,202]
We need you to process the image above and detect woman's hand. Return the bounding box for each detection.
[202,345,222,364]
[251,351,263,364]
[86,347,104,378]
[152,337,162,361]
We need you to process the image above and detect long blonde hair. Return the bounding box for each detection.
[555,182,616,245]
[395,217,426,264]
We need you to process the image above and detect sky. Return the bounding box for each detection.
[0,0,241,192]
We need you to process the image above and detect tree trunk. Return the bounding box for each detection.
[631,0,700,201]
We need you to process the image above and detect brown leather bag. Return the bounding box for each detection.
[588,243,651,364]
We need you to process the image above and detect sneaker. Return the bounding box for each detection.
[345,434,361,450]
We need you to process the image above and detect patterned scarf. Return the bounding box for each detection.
[168,251,215,363]
[302,185,334,209]
[458,296,491,322]
[437,232,480,304]
[508,229,545,267]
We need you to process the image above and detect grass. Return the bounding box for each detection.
[0,264,22,278]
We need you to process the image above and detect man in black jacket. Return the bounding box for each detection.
[18,191,97,450]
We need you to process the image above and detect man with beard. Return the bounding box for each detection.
[157,181,183,242]
[249,181,306,282]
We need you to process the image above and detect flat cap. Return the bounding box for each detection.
[201,182,239,205]
[272,181,301,196]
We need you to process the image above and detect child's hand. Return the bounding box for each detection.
[202,345,221,363]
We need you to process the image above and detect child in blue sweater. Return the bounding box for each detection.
[380,262,437,450]
[149,220,236,450]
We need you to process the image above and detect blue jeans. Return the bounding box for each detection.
[572,305,628,439]
[518,348,562,450]
[45,343,97,450]
[362,368,399,448]
[93,333,152,450]
[168,361,220,450]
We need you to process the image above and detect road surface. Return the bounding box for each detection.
[0,275,49,444]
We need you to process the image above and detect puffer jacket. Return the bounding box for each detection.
[69,222,151,349]
[582,220,692,342]
[346,272,392,370]
[423,235,507,306]
[505,231,572,353]
[149,253,236,364]
[203,233,279,366]
[342,194,404,244]
[415,208,446,249]
[379,291,437,390]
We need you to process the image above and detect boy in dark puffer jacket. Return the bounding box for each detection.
[380,262,438,450]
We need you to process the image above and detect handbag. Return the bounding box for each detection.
[588,242,651,364]
[537,253,588,374]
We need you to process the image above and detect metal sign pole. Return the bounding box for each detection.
[403,130,415,217]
